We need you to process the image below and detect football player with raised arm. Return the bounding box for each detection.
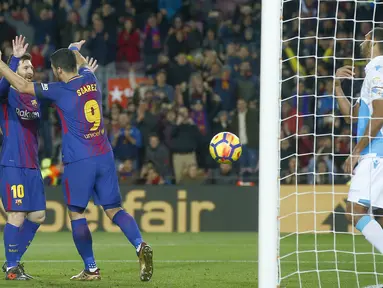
[0,40,153,281]
[0,36,45,281]
[335,27,383,253]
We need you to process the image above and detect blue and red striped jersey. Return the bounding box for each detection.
[0,88,40,169]
[33,67,111,164]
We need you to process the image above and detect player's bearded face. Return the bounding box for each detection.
[17,60,34,82]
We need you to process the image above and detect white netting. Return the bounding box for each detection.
[279,1,383,287]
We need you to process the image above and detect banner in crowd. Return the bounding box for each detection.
[0,185,354,233]
[0,186,257,232]
[279,185,354,233]
[108,77,148,109]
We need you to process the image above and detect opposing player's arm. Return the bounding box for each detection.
[334,66,359,123]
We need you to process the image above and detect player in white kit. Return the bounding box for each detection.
[335,27,383,253]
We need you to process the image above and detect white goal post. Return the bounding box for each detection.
[260,0,383,287]
[258,0,281,287]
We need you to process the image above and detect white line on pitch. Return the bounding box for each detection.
[0,260,378,264]
[0,243,372,247]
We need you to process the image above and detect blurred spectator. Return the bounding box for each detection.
[206,163,237,185]
[117,19,141,64]
[229,99,259,172]
[167,29,190,60]
[145,134,171,178]
[236,61,259,103]
[59,10,81,48]
[153,70,174,102]
[112,113,142,165]
[203,28,220,51]
[315,160,331,184]
[179,164,205,185]
[297,125,314,168]
[144,14,163,67]
[3,4,34,47]
[63,0,91,27]
[170,107,200,183]
[136,100,158,146]
[168,53,194,87]
[118,159,139,185]
[0,13,16,47]
[139,163,165,185]
[212,66,237,112]
[212,111,230,135]
[158,0,182,21]
[26,1,55,45]
[185,20,202,52]
[31,45,45,70]
[281,101,303,136]
[87,17,116,99]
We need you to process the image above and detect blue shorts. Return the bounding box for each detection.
[62,152,121,209]
[0,166,46,212]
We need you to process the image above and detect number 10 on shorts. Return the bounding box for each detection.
[11,184,24,198]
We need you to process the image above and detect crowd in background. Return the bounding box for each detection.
[280,0,383,185]
[1,0,374,186]
[0,0,261,185]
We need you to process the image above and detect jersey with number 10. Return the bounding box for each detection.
[33,67,111,163]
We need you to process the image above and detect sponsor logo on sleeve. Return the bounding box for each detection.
[41,83,48,91]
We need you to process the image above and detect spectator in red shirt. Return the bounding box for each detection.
[117,18,140,63]
[30,45,45,70]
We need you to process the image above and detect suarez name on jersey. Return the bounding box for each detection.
[0,88,40,168]
[33,67,111,164]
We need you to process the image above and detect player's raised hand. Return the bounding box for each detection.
[12,35,29,58]
[68,40,86,51]
[86,56,99,72]
[335,65,354,86]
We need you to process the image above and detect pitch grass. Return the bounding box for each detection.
[0,232,381,287]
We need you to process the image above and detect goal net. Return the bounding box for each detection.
[279,0,383,287]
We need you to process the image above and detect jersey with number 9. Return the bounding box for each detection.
[33,67,112,164]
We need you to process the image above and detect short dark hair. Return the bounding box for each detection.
[50,48,77,73]
[7,53,32,66]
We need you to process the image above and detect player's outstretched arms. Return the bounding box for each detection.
[0,36,28,97]
[68,40,93,70]
[335,65,359,124]
[0,35,34,96]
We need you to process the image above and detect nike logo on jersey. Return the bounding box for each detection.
[373,159,379,169]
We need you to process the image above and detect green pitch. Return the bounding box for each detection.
[0,232,381,287]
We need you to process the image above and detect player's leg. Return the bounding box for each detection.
[17,211,45,262]
[63,160,100,281]
[95,153,153,281]
[0,166,30,280]
[347,157,383,253]
[17,169,46,264]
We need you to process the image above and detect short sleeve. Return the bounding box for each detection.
[78,66,94,76]
[370,75,383,100]
[34,82,62,101]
